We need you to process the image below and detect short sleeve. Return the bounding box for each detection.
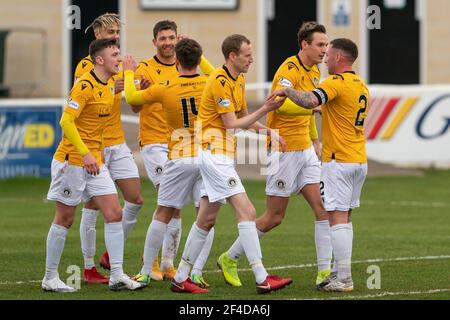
[272,61,299,91]
[211,76,236,114]
[64,80,92,118]
[313,74,344,105]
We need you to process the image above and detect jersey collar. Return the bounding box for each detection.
[154,55,176,67]
[296,54,311,72]
[222,65,237,81]
[90,70,108,85]
[179,74,200,78]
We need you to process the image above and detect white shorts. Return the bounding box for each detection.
[141,143,168,187]
[157,157,203,209]
[321,161,368,212]
[104,143,140,181]
[265,146,321,197]
[47,159,117,206]
[199,149,245,203]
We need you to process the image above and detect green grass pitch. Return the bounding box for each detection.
[0,170,449,300]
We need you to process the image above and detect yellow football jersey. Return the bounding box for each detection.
[267,55,320,152]
[74,55,124,147]
[313,71,369,163]
[139,74,208,159]
[197,66,247,158]
[135,56,179,146]
[55,70,115,166]
[74,55,94,83]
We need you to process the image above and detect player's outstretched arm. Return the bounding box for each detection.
[221,95,286,130]
[276,97,314,116]
[271,87,319,109]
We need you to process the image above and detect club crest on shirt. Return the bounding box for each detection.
[62,187,72,198]
[313,77,319,87]
[227,177,237,188]
[155,166,163,175]
[276,179,286,189]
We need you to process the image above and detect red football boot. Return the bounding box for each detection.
[170,277,209,294]
[256,274,293,294]
[83,267,109,284]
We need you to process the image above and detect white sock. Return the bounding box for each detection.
[238,221,268,284]
[79,208,99,269]
[45,224,68,280]
[227,228,265,261]
[191,227,215,277]
[174,223,208,283]
[141,220,167,275]
[122,201,142,240]
[161,217,182,271]
[315,220,332,272]
[104,222,124,281]
[330,223,353,281]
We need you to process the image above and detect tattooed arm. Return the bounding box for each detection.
[285,88,320,109]
[270,87,320,109]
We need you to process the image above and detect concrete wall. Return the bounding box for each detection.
[0,0,449,98]
[0,0,63,97]
[426,0,450,84]
[124,0,260,84]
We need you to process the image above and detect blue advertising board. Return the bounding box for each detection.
[0,101,63,180]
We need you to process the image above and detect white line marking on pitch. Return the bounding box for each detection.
[294,288,450,300]
[206,254,450,273]
[3,255,450,286]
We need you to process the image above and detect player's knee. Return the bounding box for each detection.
[198,219,215,231]
[55,215,74,229]
[104,206,123,223]
[129,195,144,206]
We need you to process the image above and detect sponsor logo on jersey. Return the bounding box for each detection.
[278,77,293,88]
[218,98,231,108]
[67,99,80,110]
[313,77,319,87]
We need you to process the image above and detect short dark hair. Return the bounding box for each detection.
[153,20,177,39]
[89,39,119,64]
[297,21,327,49]
[221,34,250,60]
[330,38,358,62]
[175,39,203,70]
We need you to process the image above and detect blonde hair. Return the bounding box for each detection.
[84,13,122,34]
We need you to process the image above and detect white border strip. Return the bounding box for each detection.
[204,254,450,273]
[0,98,65,106]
